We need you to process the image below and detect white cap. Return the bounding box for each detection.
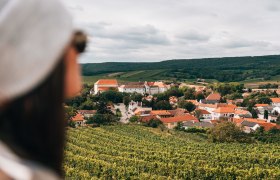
[0,0,73,104]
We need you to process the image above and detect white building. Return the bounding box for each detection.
[212,107,235,120]
[118,84,146,94]
[271,98,280,107]
[93,79,118,94]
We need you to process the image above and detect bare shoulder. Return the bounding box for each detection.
[0,170,12,180]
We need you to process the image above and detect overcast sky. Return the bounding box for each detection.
[62,0,280,63]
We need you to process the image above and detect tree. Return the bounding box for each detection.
[79,98,95,110]
[92,114,118,125]
[250,108,258,118]
[96,101,112,114]
[208,122,251,143]
[195,93,205,101]
[166,87,183,97]
[131,93,143,102]
[99,90,124,103]
[129,115,139,123]
[264,110,269,119]
[153,100,172,110]
[123,96,130,109]
[257,97,272,104]
[65,106,77,121]
[145,118,163,128]
[178,100,196,112]
[184,88,195,100]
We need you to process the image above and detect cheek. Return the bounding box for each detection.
[64,50,82,98]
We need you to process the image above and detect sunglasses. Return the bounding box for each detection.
[72,31,87,54]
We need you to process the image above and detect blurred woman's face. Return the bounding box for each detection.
[64,46,82,98]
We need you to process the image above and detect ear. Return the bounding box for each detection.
[64,47,82,99]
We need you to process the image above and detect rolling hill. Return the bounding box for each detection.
[81,55,280,82]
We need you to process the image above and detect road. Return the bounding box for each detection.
[114,103,132,123]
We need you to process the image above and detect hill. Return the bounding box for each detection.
[81,55,280,82]
[64,125,280,179]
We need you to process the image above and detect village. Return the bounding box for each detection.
[68,78,280,134]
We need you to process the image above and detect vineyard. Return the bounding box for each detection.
[64,125,280,179]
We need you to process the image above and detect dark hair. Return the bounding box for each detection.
[0,58,66,176]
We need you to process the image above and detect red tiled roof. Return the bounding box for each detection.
[271,98,280,103]
[78,110,96,114]
[213,107,235,113]
[258,122,279,131]
[196,109,211,115]
[206,93,221,101]
[72,113,85,121]
[95,79,118,85]
[234,109,250,115]
[161,114,198,123]
[151,110,171,116]
[140,115,157,122]
[168,108,189,116]
[254,104,269,107]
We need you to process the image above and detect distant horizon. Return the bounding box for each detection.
[79,54,280,64]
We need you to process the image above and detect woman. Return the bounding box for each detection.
[0,0,87,179]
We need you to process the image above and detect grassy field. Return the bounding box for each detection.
[64,125,280,179]
[83,73,280,88]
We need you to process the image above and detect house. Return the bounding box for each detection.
[160,114,199,129]
[72,113,86,126]
[118,82,146,94]
[182,121,214,129]
[77,110,96,119]
[196,109,212,121]
[203,93,221,104]
[133,107,152,117]
[271,98,280,107]
[234,109,252,118]
[93,79,118,94]
[213,107,235,120]
[128,101,143,112]
[168,108,189,117]
[154,81,168,93]
[240,121,260,133]
[139,114,158,122]
[151,110,173,118]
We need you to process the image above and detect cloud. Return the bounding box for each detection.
[61,0,280,63]
[176,30,211,42]
[87,24,170,46]
[223,39,270,49]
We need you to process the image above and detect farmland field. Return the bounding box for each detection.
[64,125,280,179]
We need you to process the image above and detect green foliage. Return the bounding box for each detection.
[259,83,279,89]
[99,90,124,103]
[64,125,280,179]
[81,55,280,82]
[129,115,139,123]
[253,127,280,143]
[264,110,269,119]
[65,106,77,121]
[91,114,118,125]
[183,87,196,100]
[96,101,112,115]
[210,83,244,96]
[153,100,172,110]
[178,100,196,112]
[144,119,163,128]
[130,93,143,102]
[165,87,183,97]
[123,96,130,108]
[208,122,252,143]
